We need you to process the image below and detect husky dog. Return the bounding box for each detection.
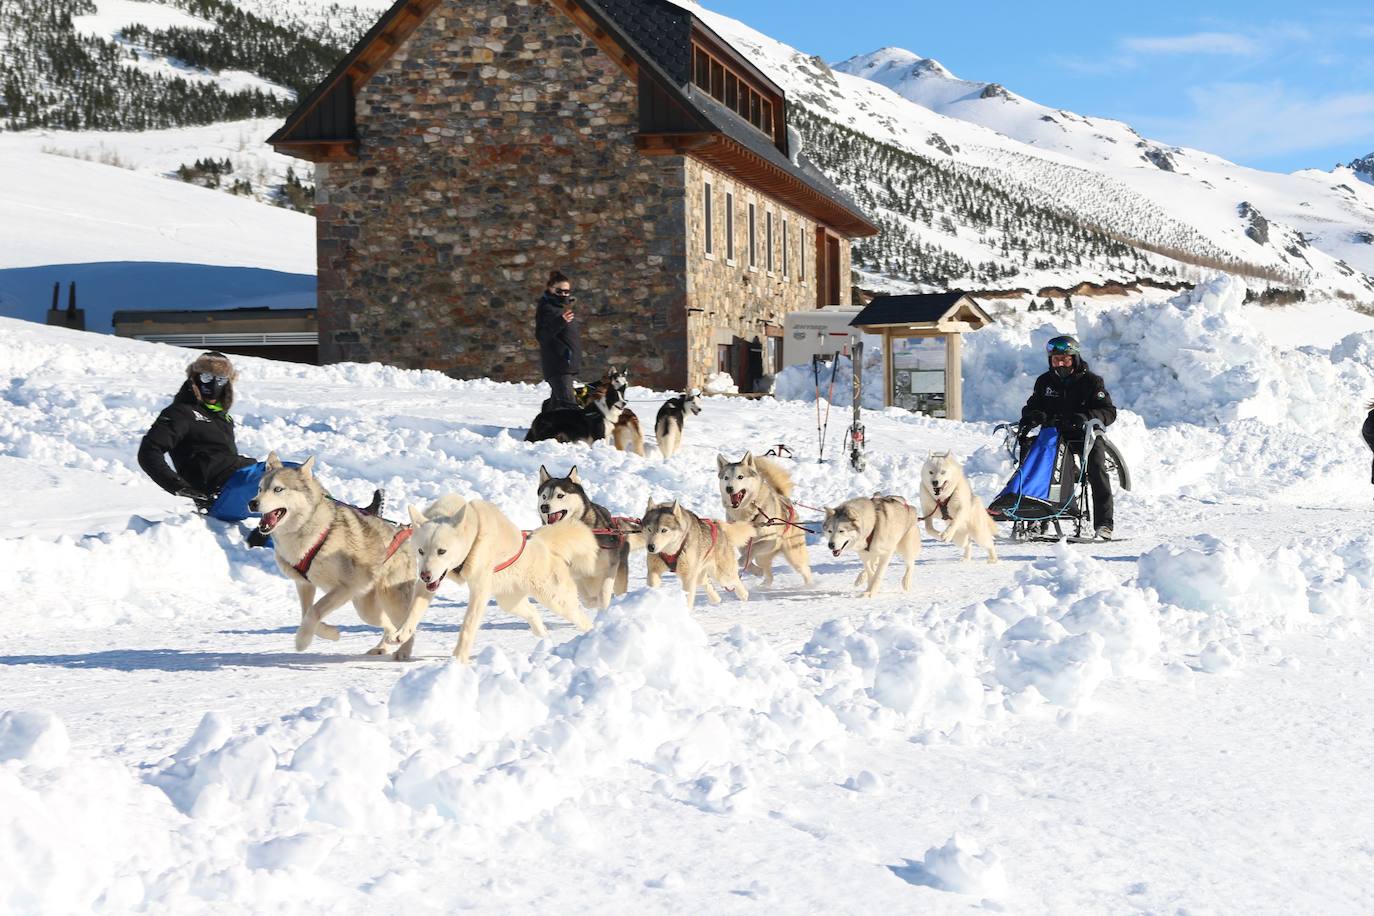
[390,499,598,664]
[250,452,422,659]
[584,366,644,457]
[641,500,752,610]
[654,389,702,460]
[717,451,814,586]
[921,452,999,564]
[536,464,633,609]
[822,495,922,597]
[525,388,626,447]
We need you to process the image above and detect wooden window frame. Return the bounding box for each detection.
[748,202,757,269]
[703,181,713,257]
[765,210,774,273]
[690,39,782,143]
[725,191,735,264]
[782,218,790,278]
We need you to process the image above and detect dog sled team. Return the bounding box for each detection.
[139,328,1125,665]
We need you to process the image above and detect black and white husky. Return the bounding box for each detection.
[535,465,635,609]
[654,389,701,460]
[525,388,626,446]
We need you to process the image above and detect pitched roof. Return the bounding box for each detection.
[849,293,995,329]
[270,0,875,234]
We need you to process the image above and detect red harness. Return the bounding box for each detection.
[493,532,528,572]
[292,524,412,581]
[865,496,913,550]
[658,519,718,572]
[919,495,953,523]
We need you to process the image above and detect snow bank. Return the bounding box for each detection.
[774,352,884,408]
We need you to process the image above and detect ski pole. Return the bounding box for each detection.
[820,350,840,463]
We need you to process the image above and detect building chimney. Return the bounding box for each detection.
[45,280,86,332]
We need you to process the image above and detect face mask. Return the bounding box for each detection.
[195,371,229,401]
[1052,364,1074,379]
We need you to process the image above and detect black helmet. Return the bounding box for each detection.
[1045,335,1081,376]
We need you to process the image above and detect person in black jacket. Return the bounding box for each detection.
[535,270,581,409]
[139,352,380,534]
[1019,335,1119,539]
[1363,401,1374,484]
[139,351,258,518]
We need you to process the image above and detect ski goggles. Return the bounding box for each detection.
[1045,339,1078,355]
[197,372,230,385]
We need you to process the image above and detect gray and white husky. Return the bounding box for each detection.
[717,451,814,586]
[389,498,600,664]
[921,452,999,564]
[250,452,421,659]
[654,389,701,460]
[822,495,922,597]
[641,499,752,610]
[536,464,634,609]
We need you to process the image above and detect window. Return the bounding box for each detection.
[782,219,789,278]
[748,203,757,268]
[716,343,734,375]
[767,336,783,374]
[725,192,735,261]
[800,227,806,282]
[690,40,780,141]
[703,182,713,255]
[765,211,774,272]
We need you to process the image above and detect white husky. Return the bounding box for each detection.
[920,452,999,564]
[388,498,599,663]
[822,495,922,596]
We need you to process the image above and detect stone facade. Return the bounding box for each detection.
[316,0,690,387]
[683,158,851,388]
[312,0,856,392]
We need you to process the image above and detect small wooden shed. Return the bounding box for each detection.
[848,292,994,420]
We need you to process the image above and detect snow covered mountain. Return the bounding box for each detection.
[823,44,1374,298]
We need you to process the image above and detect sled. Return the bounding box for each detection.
[986,419,1130,542]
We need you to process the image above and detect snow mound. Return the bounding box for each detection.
[910,833,1009,898]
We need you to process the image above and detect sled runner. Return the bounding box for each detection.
[987,418,1130,542]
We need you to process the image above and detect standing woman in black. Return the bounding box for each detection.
[1363,401,1374,483]
[535,270,581,409]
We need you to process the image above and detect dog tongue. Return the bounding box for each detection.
[547,511,565,523]
[730,491,745,508]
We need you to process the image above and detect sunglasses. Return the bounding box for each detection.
[197,372,230,385]
[551,288,574,298]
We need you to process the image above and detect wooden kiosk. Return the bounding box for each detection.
[848,292,995,421]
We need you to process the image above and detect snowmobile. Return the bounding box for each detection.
[986,418,1131,543]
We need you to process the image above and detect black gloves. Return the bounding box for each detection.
[1022,409,1047,428]
[176,488,215,512]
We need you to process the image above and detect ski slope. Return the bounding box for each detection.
[4,275,1374,913]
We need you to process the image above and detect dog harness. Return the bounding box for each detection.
[493,532,528,573]
[658,519,717,572]
[918,495,952,523]
[863,496,917,550]
[292,524,413,582]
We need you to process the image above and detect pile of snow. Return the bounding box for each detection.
[900,833,1008,898]
[701,371,739,395]
[773,352,884,409]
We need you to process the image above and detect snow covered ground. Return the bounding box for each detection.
[4,277,1374,913]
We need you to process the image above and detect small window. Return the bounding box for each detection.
[748,203,757,268]
[725,72,738,110]
[725,192,735,260]
[782,219,790,278]
[710,59,724,100]
[695,47,710,89]
[766,211,774,272]
[761,99,773,137]
[800,227,806,282]
[703,182,713,255]
[716,343,733,375]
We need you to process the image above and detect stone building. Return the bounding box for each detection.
[271,0,877,391]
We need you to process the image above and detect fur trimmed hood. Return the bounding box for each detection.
[184,351,238,410]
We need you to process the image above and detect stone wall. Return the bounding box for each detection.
[683,158,851,389]
[316,0,690,388]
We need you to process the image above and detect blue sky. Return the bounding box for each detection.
[699,0,1374,173]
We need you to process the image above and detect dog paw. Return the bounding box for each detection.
[317,623,341,641]
[294,627,314,652]
[365,644,389,656]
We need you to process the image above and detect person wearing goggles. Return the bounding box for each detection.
[534,269,582,410]
[1018,335,1119,539]
[138,352,380,540]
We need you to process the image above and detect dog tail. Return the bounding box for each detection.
[531,517,600,576]
[754,456,794,498]
[721,520,755,548]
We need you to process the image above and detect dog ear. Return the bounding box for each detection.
[265,451,282,470]
[538,465,550,484]
[568,466,580,484]
[645,497,655,517]
[670,499,681,516]
[408,505,428,526]
[299,455,316,478]
[742,451,755,467]
[716,454,727,471]
[824,507,835,521]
